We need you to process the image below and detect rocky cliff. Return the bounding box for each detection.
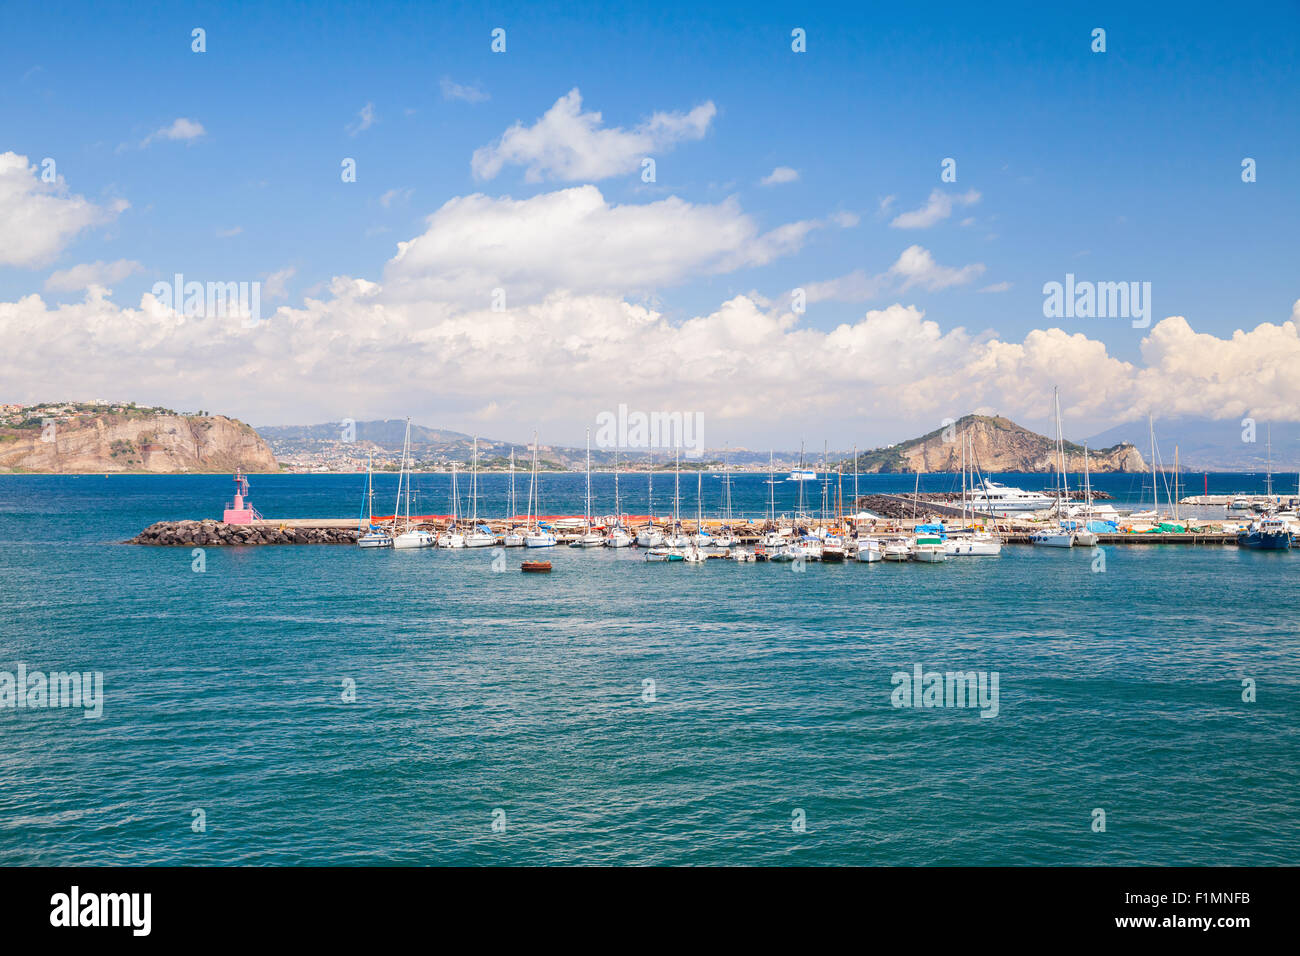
[856,414,1146,473]
[0,412,278,473]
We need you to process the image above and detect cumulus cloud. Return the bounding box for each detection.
[760,166,799,186]
[890,189,981,229]
[440,77,489,103]
[6,276,1300,441]
[44,259,143,292]
[979,281,1012,293]
[385,184,820,303]
[471,88,716,182]
[0,152,129,268]
[141,118,206,147]
[805,246,985,303]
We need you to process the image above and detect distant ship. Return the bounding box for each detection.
[1237,516,1291,550]
[787,469,816,481]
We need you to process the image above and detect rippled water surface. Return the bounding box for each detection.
[0,474,1296,865]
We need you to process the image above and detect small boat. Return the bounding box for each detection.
[390,419,435,549]
[683,546,707,563]
[465,526,498,548]
[357,452,393,548]
[524,530,557,548]
[635,526,665,547]
[1237,516,1292,550]
[944,531,1003,556]
[821,534,846,562]
[502,529,526,547]
[912,531,947,563]
[882,539,912,562]
[729,547,756,562]
[1030,529,1075,548]
[606,527,634,548]
[569,531,606,548]
[645,547,684,562]
[438,530,466,549]
[1228,498,1254,512]
[854,538,883,562]
[521,560,552,573]
[393,529,437,549]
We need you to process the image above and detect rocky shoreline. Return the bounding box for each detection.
[129,519,360,546]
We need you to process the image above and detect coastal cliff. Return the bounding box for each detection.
[855,414,1146,474]
[0,406,278,473]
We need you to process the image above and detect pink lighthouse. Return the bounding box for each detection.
[222,469,263,524]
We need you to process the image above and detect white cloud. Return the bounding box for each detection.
[347,103,377,137]
[805,246,985,303]
[385,184,819,303]
[0,152,129,268]
[44,259,143,292]
[830,211,860,228]
[7,275,1300,443]
[760,166,799,186]
[440,77,489,103]
[216,226,243,238]
[378,188,413,208]
[890,189,981,229]
[141,118,206,147]
[978,281,1012,293]
[262,267,296,300]
[471,88,716,182]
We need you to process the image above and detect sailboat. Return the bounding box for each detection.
[760,451,786,549]
[683,471,708,561]
[1031,388,1076,547]
[503,448,525,546]
[523,433,557,548]
[464,437,497,547]
[437,462,467,548]
[1071,442,1099,547]
[605,451,634,547]
[945,432,1002,556]
[663,446,691,548]
[357,451,393,548]
[570,428,606,547]
[391,419,436,549]
[712,448,738,548]
[636,468,665,547]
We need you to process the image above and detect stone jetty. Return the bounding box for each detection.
[129,519,360,546]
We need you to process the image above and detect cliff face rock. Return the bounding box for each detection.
[857,415,1146,474]
[0,414,278,473]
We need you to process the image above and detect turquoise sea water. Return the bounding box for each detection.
[0,473,1296,865]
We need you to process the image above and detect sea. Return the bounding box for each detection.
[0,471,1296,865]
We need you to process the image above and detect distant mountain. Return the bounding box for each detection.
[854,414,1146,474]
[1084,417,1300,472]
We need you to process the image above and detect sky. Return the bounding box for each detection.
[2,0,1298,449]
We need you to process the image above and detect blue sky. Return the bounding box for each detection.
[2,0,1298,446]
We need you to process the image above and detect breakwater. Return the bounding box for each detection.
[130,519,360,546]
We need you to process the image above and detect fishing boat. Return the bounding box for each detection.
[357,451,393,548]
[522,432,557,548]
[570,428,606,547]
[521,560,552,573]
[391,419,436,549]
[821,533,846,562]
[1237,516,1292,550]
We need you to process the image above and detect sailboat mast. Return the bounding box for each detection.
[613,450,621,525]
[674,444,681,529]
[584,427,592,531]
[1149,414,1158,516]
[768,450,775,526]
[471,436,478,524]
[509,448,516,519]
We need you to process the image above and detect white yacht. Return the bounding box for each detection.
[967,481,1055,514]
[854,538,883,562]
